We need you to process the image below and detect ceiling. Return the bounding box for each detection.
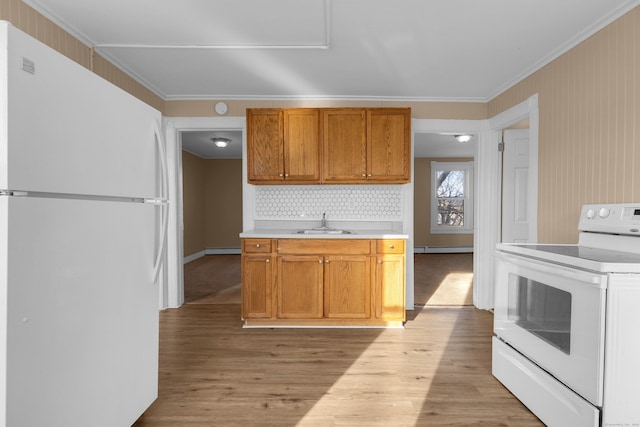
[23,0,640,101]
[182,131,243,159]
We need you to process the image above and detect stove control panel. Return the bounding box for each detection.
[579,204,640,235]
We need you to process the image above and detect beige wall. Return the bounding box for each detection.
[182,151,206,256]
[489,6,640,243]
[182,153,243,256]
[203,159,243,249]
[414,158,474,248]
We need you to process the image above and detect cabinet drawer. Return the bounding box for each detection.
[376,239,405,254]
[277,239,372,255]
[243,239,272,253]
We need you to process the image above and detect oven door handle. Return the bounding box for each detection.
[496,251,607,288]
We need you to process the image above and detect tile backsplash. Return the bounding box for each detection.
[254,186,404,221]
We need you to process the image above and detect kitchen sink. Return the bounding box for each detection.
[294,228,355,235]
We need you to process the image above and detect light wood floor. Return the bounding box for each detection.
[134,254,542,426]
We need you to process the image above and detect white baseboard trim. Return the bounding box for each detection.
[205,248,241,255]
[414,246,474,254]
[183,248,242,264]
[183,250,205,264]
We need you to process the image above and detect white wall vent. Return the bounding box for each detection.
[21,57,35,74]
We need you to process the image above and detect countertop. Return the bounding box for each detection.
[240,228,409,240]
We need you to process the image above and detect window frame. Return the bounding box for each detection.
[430,161,474,234]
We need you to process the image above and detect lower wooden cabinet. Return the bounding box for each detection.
[241,254,273,319]
[276,255,324,319]
[241,238,405,326]
[241,238,273,319]
[374,254,406,321]
[324,255,371,319]
[374,239,406,322]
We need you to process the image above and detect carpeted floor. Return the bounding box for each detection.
[184,252,474,306]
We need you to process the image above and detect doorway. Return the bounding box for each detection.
[163,117,245,308]
[181,130,243,260]
[413,131,477,306]
[180,129,243,303]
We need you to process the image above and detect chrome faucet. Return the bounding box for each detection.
[321,212,328,228]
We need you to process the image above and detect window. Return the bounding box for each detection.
[430,161,474,234]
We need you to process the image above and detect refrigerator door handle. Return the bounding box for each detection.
[154,119,169,202]
[153,202,169,283]
[152,119,169,283]
[0,190,28,196]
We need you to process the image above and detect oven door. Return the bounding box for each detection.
[494,251,607,406]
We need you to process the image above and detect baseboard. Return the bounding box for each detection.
[205,248,241,255]
[183,248,242,264]
[414,246,474,254]
[183,250,205,264]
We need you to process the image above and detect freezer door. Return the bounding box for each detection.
[0,196,159,427]
[0,22,161,198]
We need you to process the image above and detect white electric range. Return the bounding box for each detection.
[493,203,640,427]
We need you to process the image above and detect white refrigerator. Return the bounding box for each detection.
[0,21,167,426]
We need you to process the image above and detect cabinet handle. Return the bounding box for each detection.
[256,243,261,248]
[318,259,323,264]
[279,173,283,177]
[378,259,383,264]
[285,173,289,177]
[265,259,270,263]
[325,260,330,264]
[389,244,395,249]
[367,174,372,177]
[362,173,366,177]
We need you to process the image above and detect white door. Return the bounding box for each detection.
[501,129,531,243]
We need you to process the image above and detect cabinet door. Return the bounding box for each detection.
[276,255,324,319]
[323,109,367,182]
[375,254,406,321]
[367,108,411,182]
[324,255,371,319]
[284,109,320,182]
[247,109,284,182]
[242,255,273,319]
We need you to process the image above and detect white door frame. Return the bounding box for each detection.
[474,93,538,309]
[162,116,246,309]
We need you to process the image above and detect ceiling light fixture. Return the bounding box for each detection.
[454,134,472,143]
[211,137,231,148]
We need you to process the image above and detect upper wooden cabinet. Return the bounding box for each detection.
[322,109,367,182]
[367,109,411,182]
[247,107,411,184]
[247,109,283,182]
[324,108,411,183]
[247,108,320,183]
[284,109,321,182]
